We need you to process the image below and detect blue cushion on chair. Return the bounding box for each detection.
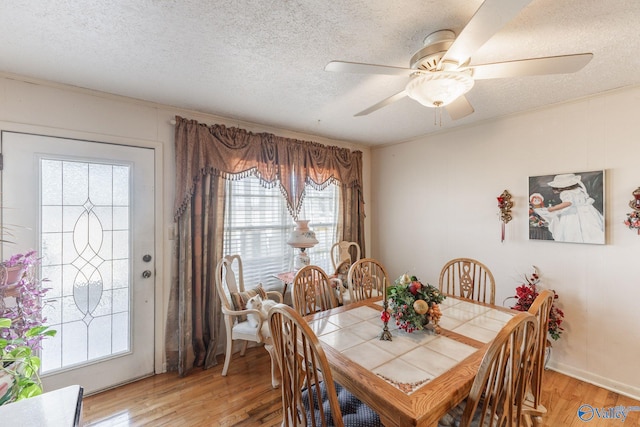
[302,381,382,427]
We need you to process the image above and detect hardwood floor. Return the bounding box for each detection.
[82,345,640,426]
[82,346,282,427]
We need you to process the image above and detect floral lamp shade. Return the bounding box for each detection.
[286,220,318,248]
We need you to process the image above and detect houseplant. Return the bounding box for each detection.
[0,251,56,405]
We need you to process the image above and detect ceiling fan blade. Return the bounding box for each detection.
[440,0,533,67]
[355,90,408,116]
[325,61,413,77]
[469,53,593,79]
[446,95,474,120]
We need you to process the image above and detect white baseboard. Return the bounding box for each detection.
[548,361,640,401]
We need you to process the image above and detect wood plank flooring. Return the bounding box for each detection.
[82,345,640,426]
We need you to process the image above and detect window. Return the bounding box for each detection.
[222,176,339,290]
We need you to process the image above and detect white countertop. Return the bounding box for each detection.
[0,385,83,426]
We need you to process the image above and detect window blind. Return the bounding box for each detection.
[223,176,339,291]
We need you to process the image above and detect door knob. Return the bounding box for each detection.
[142,270,152,278]
[143,254,152,262]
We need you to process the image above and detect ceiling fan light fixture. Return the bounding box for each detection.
[405,71,474,107]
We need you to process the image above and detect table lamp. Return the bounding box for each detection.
[287,220,318,270]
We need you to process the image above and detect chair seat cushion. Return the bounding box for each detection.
[302,381,382,427]
[232,319,269,341]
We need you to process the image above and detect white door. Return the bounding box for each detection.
[1,131,155,394]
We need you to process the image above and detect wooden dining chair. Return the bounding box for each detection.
[292,265,338,316]
[438,258,496,304]
[439,311,538,427]
[522,289,555,426]
[347,258,389,303]
[268,303,382,426]
[215,254,282,388]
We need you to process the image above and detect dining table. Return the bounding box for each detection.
[305,295,516,427]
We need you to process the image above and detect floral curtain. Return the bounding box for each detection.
[167,116,365,375]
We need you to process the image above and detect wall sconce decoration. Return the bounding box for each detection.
[497,190,513,242]
[624,187,640,234]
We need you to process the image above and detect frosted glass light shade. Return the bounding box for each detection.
[405,71,474,107]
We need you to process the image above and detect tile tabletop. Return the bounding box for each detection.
[308,296,513,394]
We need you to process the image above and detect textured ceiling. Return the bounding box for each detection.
[0,0,639,145]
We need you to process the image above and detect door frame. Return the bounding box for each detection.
[0,121,166,379]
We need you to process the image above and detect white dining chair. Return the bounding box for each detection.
[330,241,361,271]
[215,254,282,388]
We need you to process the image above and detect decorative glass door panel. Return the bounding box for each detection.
[40,159,133,372]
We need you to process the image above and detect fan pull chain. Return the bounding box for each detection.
[433,101,443,127]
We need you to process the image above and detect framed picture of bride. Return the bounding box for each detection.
[528,170,605,244]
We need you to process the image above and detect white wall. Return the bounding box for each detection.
[371,85,640,399]
[0,74,372,373]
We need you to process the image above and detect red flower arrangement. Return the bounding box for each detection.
[509,268,565,341]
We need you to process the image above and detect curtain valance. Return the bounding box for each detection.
[173,116,363,220]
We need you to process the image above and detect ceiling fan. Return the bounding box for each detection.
[325,0,593,120]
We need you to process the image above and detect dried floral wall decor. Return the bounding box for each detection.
[497,190,513,242]
[624,187,640,234]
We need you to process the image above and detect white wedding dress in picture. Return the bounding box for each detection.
[535,188,604,244]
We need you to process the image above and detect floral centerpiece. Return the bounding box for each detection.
[508,267,564,341]
[386,274,445,333]
[1,251,56,405]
